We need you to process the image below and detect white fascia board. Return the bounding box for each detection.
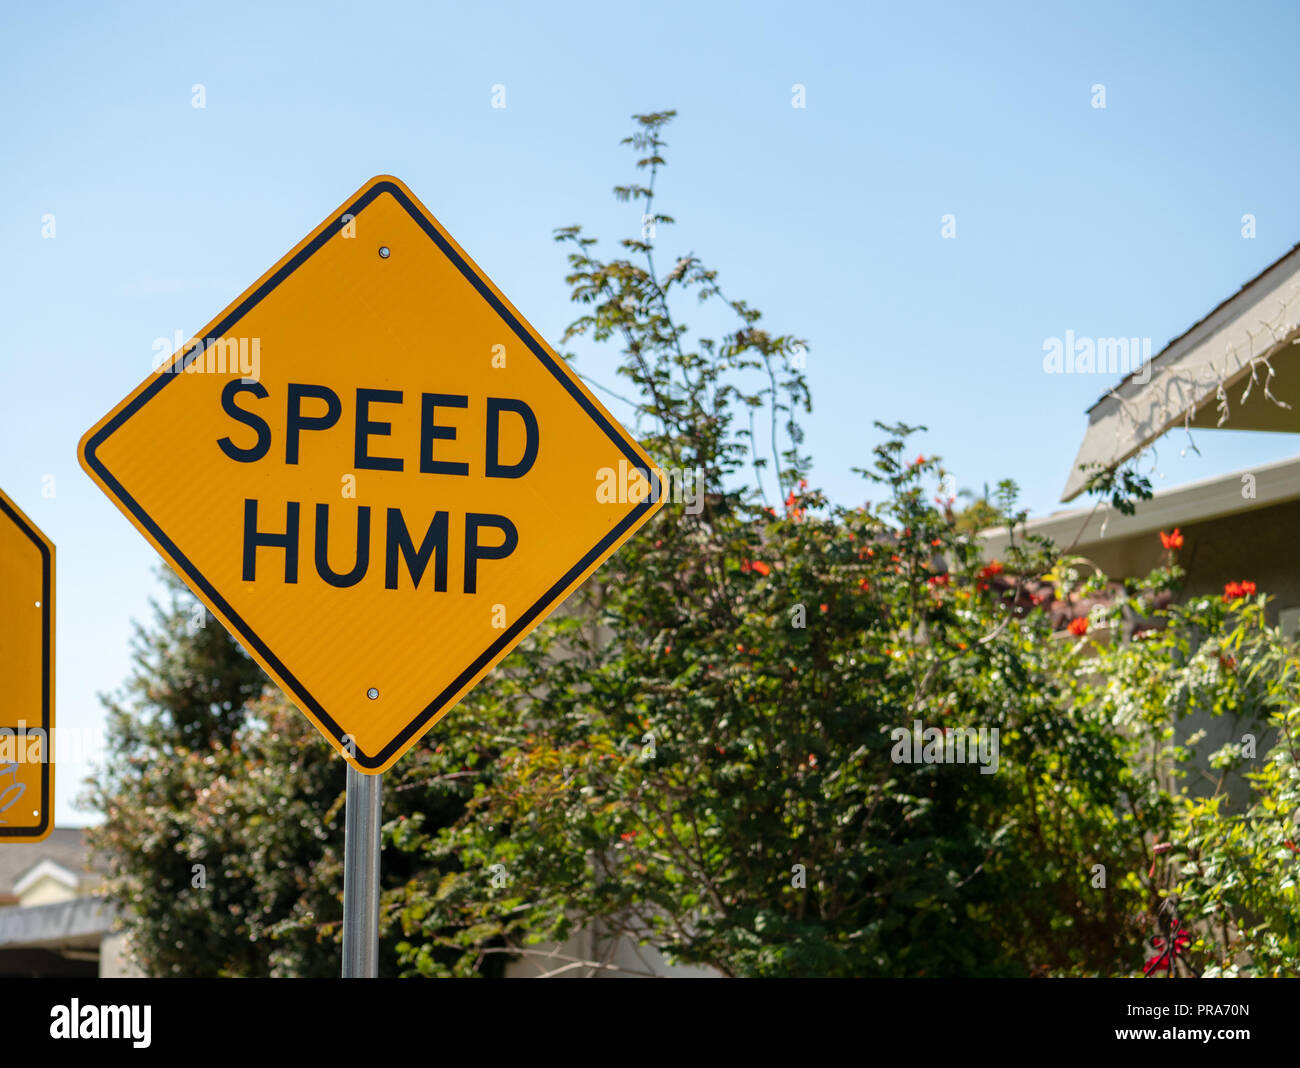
[1061,247,1300,501]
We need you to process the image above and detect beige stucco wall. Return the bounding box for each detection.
[1077,497,1300,625]
[98,932,146,978]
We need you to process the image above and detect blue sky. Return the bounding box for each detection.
[4,0,1300,824]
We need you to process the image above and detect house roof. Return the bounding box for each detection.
[0,897,114,949]
[1084,241,1300,414]
[0,828,101,900]
[1061,243,1300,501]
[13,859,82,897]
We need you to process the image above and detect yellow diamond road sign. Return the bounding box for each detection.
[0,486,54,843]
[80,176,665,773]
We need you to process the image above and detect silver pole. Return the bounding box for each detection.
[342,764,382,977]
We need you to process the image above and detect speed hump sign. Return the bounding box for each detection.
[0,486,54,842]
[80,176,665,773]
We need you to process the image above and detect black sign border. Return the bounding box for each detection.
[0,493,53,838]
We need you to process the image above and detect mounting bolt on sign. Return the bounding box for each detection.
[78,175,666,975]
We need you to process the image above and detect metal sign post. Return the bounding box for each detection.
[342,765,382,977]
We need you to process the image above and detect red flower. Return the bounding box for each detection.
[912,455,925,466]
[1067,617,1088,637]
[979,560,1004,579]
[1159,528,1184,550]
[619,832,637,842]
[819,603,829,613]
[1223,580,1256,601]
[927,573,950,587]
[741,559,771,576]
[1143,918,1191,977]
[858,578,870,592]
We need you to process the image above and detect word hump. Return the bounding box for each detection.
[79,176,665,773]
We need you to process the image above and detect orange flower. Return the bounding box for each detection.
[1067,617,1088,637]
[741,559,771,576]
[979,560,1004,579]
[1159,528,1184,550]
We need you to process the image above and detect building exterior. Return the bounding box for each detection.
[0,826,135,977]
[980,243,1300,812]
[981,454,1300,640]
[1027,239,1300,620]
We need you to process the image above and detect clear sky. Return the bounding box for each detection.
[4,0,1300,824]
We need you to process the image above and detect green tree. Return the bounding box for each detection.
[87,567,487,976]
